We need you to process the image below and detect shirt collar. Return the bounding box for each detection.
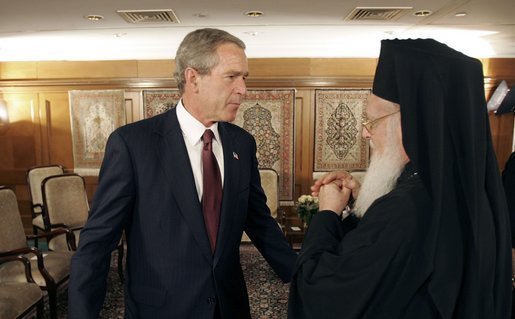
[176,100,220,146]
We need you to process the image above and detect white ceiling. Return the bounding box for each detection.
[0,0,514,61]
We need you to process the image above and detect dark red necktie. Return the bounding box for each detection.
[202,129,222,252]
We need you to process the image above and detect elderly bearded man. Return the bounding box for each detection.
[287,39,512,319]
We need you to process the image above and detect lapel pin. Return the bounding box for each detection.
[233,152,239,160]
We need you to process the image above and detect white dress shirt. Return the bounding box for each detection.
[176,100,225,202]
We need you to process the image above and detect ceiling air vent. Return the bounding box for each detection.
[117,9,180,24]
[345,7,412,21]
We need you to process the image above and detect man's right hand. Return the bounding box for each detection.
[311,171,361,201]
[318,181,352,215]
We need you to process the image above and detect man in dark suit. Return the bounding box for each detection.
[68,28,297,319]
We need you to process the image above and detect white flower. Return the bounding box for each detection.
[298,195,308,203]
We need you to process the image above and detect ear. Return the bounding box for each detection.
[184,67,199,92]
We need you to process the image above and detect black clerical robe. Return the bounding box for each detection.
[288,165,438,319]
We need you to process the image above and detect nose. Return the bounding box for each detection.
[235,77,247,95]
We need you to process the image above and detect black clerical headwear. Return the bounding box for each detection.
[372,39,511,318]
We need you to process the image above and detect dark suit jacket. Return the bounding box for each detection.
[68,108,297,318]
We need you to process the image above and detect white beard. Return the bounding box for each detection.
[353,132,405,218]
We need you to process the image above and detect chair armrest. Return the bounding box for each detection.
[0,246,55,286]
[26,227,77,251]
[0,254,37,284]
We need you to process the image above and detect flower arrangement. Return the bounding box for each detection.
[296,194,319,226]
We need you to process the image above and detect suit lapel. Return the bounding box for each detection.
[214,123,241,265]
[155,109,213,264]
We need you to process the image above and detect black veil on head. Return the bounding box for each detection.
[372,39,511,317]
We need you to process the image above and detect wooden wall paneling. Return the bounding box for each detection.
[137,60,175,78]
[294,89,315,200]
[0,92,39,174]
[38,92,74,169]
[481,58,515,79]
[36,61,139,79]
[1,58,515,223]
[0,62,38,80]
[489,112,515,169]
[485,77,515,170]
[310,58,377,77]
[124,91,143,123]
[83,176,99,203]
[0,92,41,233]
[249,59,312,77]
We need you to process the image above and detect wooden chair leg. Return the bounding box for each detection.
[36,298,44,319]
[47,288,58,319]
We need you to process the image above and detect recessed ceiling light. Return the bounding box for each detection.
[455,12,467,17]
[193,13,208,18]
[114,33,127,38]
[245,11,264,18]
[244,31,259,36]
[85,15,104,21]
[413,10,432,17]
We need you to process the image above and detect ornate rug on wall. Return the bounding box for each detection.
[314,89,370,172]
[143,89,181,118]
[236,89,295,203]
[142,89,296,203]
[69,90,126,176]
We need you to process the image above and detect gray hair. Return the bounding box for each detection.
[173,28,246,94]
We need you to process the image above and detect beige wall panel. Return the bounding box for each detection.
[0,62,38,79]
[249,58,311,76]
[36,61,139,78]
[137,60,175,78]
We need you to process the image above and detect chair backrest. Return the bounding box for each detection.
[26,165,64,214]
[0,187,28,252]
[42,174,89,229]
[259,169,279,218]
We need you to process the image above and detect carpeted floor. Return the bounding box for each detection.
[45,243,290,318]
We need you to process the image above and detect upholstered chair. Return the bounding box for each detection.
[41,174,125,282]
[0,254,44,319]
[242,169,280,242]
[26,165,64,247]
[0,186,74,319]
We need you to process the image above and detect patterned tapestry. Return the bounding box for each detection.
[69,90,126,175]
[143,90,181,118]
[235,90,295,202]
[314,89,370,171]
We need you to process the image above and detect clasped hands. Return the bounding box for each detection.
[310,171,361,217]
